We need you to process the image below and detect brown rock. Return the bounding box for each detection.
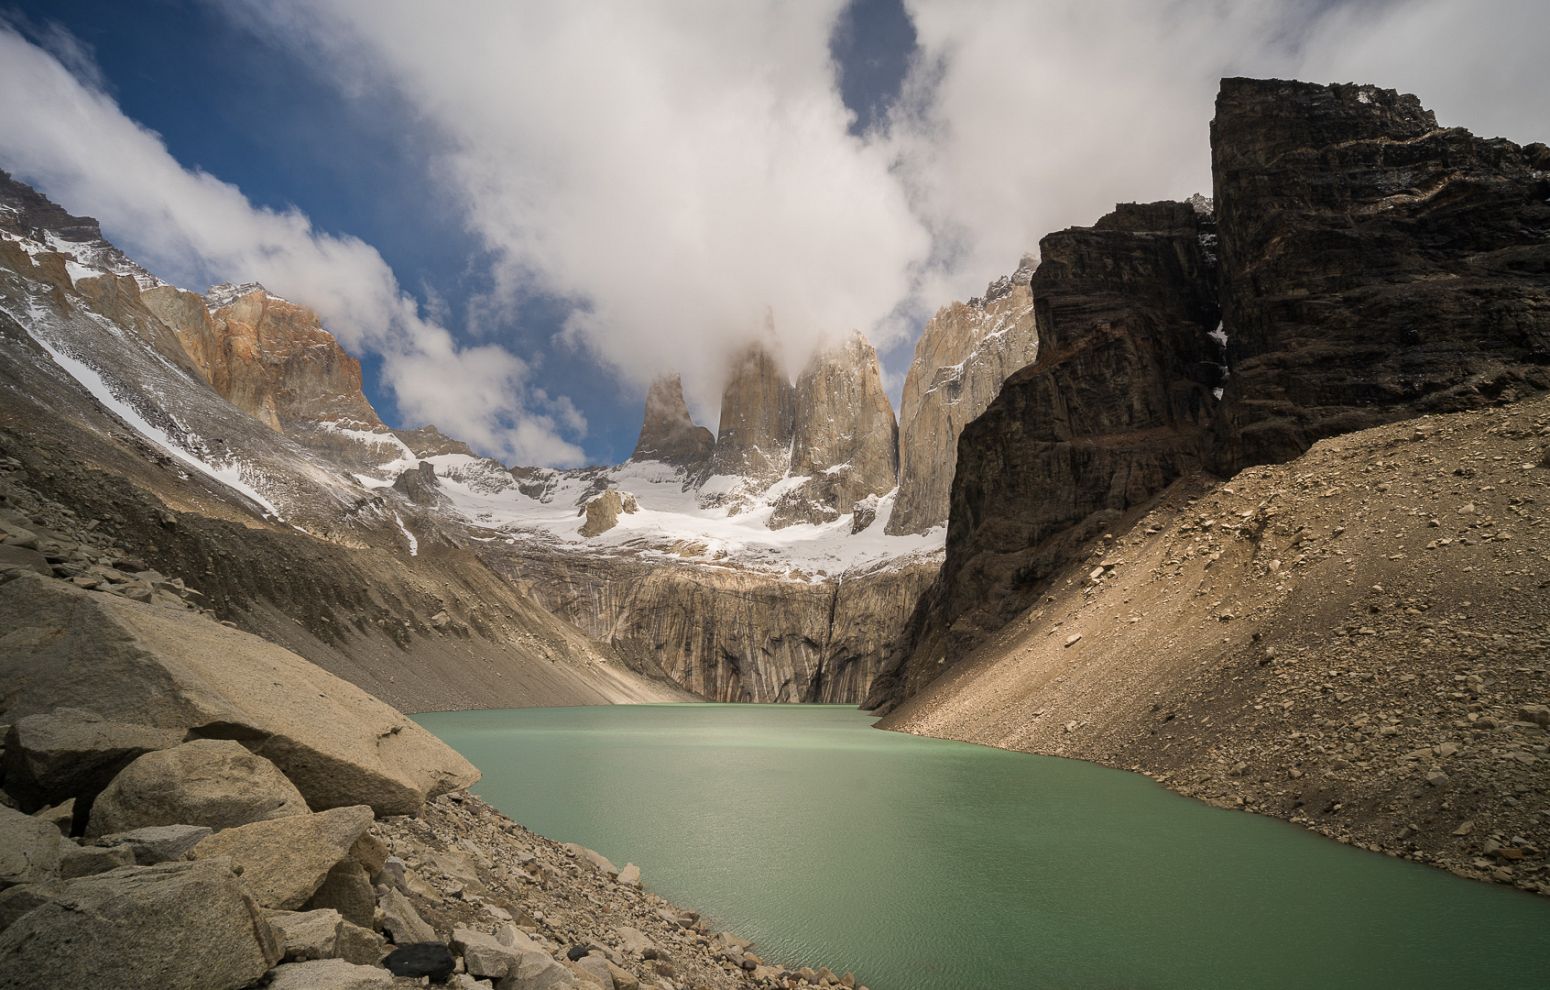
[710,342,795,485]
[87,738,309,837]
[190,805,374,910]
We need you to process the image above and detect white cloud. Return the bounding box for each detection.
[0,26,586,466]
[233,0,933,416]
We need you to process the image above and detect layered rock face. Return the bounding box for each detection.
[709,342,795,485]
[631,374,714,466]
[1212,77,1550,469]
[870,202,1220,708]
[887,261,1038,535]
[873,78,1550,713]
[141,282,391,468]
[770,333,899,528]
[492,544,937,704]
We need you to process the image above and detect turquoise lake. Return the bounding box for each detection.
[414,704,1550,990]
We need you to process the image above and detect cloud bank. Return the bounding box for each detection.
[0,25,586,465]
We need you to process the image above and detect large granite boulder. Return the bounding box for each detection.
[630,375,714,467]
[87,739,309,837]
[1212,77,1550,468]
[0,804,62,890]
[1,708,179,814]
[0,859,282,989]
[189,806,374,910]
[888,259,1039,535]
[0,575,478,816]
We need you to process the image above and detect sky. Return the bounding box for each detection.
[1,1,1546,467]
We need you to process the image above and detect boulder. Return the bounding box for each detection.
[384,941,456,980]
[0,544,49,576]
[502,946,576,990]
[573,952,615,988]
[87,738,309,837]
[190,805,374,910]
[616,863,640,887]
[94,823,212,864]
[0,575,478,815]
[455,925,522,980]
[0,804,62,889]
[563,843,618,875]
[336,919,388,965]
[378,885,437,944]
[266,958,396,989]
[305,857,377,928]
[267,907,347,961]
[614,926,653,956]
[33,799,73,836]
[578,490,638,538]
[57,841,134,878]
[0,859,281,990]
[0,708,178,813]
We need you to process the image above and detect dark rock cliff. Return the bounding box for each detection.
[631,374,714,467]
[870,77,1550,712]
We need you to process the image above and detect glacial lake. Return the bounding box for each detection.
[415,704,1550,990]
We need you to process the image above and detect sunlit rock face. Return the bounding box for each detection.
[887,260,1038,536]
[770,333,898,529]
[710,341,796,487]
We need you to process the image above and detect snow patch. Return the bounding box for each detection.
[393,512,419,556]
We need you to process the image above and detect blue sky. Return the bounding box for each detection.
[7,0,919,465]
[3,1,1544,467]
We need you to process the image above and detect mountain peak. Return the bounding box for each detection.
[631,374,714,466]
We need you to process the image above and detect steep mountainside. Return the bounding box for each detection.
[870,77,1550,715]
[709,341,796,489]
[631,374,715,467]
[0,173,683,711]
[882,395,1550,894]
[888,261,1038,535]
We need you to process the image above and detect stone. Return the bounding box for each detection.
[33,799,73,836]
[87,738,309,837]
[614,926,653,956]
[268,907,345,961]
[0,803,62,889]
[56,841,134,878]
[574,951,615,988]
[266,958,396,990]
[502,947,576,990]
[306,856,377,928]
[0,544,49,576]
[336,919,388,965]
[1426,771,1450,788]
[384,941,456,981]
[616,862,640,887]
[630,375,714,467]
[0,575,478,815]
[563,843,618,875]
[190,805,374,910]
[0,859,281,989]
[578,490,639,538]
[890,258,1038,535]
[0,708,179,813]
[94,823,212,864]
[455,925,523,980]
[379,886,437,944]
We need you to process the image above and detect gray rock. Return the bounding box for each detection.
[267,907,344,961]
[0,575,478,816]
[94,823,212,864]
[562,843,618,876]
[0,804,62,889]
[0,708,178,812]
[190,805,374,910]
[266,958,396,989]
[0,544,50,576]
[0,859,281,989]
[455,925,522,980]
[336,919,388,965]
[614,926,653,956]
[306,856,377,928]
[502,947,576,990]
[57,841,134,878]
[574,952,615,988]
[88,738,308,837]
[379,885,437,944]
[32,799,73,836]
[616,863,640,887]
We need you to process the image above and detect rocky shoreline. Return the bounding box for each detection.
[0,510,866,989]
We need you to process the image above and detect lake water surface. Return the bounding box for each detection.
[415,704,1550,990]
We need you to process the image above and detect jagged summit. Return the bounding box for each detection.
[709,341,796,485]
[0,169,164,289]
[630,374,714,466]
[203,281,273,311]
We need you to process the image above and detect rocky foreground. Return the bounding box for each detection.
[0,543,862,989]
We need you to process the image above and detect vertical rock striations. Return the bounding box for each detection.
[887,260,1039,535]
[869,201,1221,709]
[1212,77,1550,469]
[630,374,714,467]
[709,342,795,486]
[770,333,899,528]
